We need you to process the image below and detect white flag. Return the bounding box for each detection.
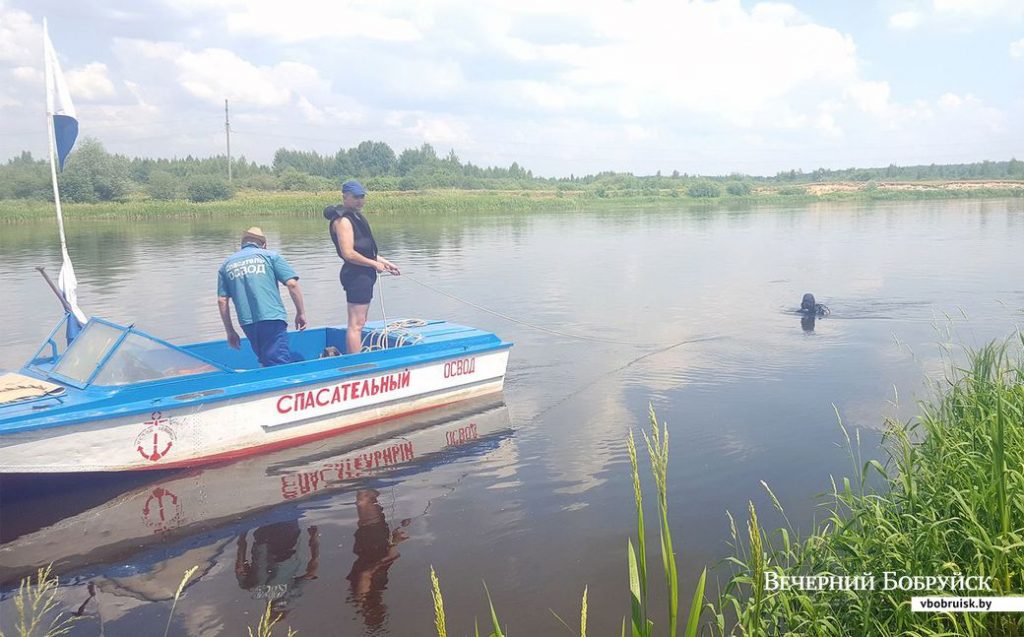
[43,20,87,329]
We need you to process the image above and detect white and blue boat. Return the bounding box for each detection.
[0,315,511,473]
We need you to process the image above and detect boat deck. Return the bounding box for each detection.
[0,320,510,434]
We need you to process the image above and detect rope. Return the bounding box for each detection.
[359,276,428,352]
[400,273,646,346]
[378,274,388,348]
[533,334,723,418]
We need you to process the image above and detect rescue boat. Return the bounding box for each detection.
[0,315,511,473]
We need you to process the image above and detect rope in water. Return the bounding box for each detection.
[397,272,646,346]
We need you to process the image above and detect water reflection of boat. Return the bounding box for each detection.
[0,316,511,472]
[0,397,512,588]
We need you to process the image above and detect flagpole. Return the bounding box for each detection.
[42,18,86,330]
[43,18,71,261]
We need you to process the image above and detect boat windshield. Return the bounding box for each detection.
[51,320,220,386]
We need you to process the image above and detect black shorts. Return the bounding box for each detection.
[340,266,376,305]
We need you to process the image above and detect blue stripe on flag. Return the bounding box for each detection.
[65,310,83,343]
[53,114,78,171]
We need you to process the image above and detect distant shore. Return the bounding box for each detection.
[1,180,1021,222]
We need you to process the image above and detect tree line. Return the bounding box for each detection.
[1,137,1021,204]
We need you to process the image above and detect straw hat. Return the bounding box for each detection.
[241,227,267,246]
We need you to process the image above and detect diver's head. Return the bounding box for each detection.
[801,293,816,313]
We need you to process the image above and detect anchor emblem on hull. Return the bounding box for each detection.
[142,486,183,532]
[133,411,178,463]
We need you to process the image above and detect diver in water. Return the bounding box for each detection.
[800,293,830,317]
[799,293,829,333]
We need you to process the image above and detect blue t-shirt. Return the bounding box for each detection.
[217,244,299,326]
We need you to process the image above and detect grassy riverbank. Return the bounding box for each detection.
[1,182,1021,222]
[433,338,1024,635]
[709,337,1024,635]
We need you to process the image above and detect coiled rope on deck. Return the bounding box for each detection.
[360,274,427,351]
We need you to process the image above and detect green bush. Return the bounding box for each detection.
[237,173,279,191]
[58,167,98,203]
[186,175,234,202]
[725,181,751,196]
[777,185,806,196]
[687,180,721,198]
[59,138,130,203]
[147,172,179,200]
[365,176,400,191]
[0,153,50,200]
[278,167,312,191]
[306,175,336,192]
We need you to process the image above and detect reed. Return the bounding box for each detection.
[431,566,447,637]
[1,566,79,637]
[628,407,708,637]
[551,587,589,636]
[247,602,298,637]
[163,565,197,637]
[711,338,1024,635]
[2,186,1020,223]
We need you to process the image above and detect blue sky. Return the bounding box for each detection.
[1,0,1022,177]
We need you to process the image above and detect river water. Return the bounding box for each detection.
[1,199,1022,635]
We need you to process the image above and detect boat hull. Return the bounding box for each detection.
[0,349,509,473]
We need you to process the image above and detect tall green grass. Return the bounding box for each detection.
[626,409,707,637]
[0,190,597,222]
[2,186,1020,222]
[712,338,1024,635]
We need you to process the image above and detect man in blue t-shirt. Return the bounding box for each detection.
[217,227,307,366]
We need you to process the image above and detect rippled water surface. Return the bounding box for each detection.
[1,199,1022,635]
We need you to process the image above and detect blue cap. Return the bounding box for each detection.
[342,180,366,196]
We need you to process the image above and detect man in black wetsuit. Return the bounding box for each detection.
[323,180,400,355]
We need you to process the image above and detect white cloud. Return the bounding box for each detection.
[625,124,656,142]
[224,0,422,43]
[846,81,892,114]
[938,92,964,109]
[815,100,843,137]
[888,11,922,30]
[751,2,812,25]
[474,0,862,133]
[370,55,466,100]
[1011,38,1024,58]
[403,114,472,147]
[500,80,577,111]
[888,0,1024,30]
[67,63,117,100]
[0,3,38,64]
[296,95,324,123]
[930,92,1004,132]
[116,39,328,107]
[10,66,41,82]
[1,0,1020,177]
